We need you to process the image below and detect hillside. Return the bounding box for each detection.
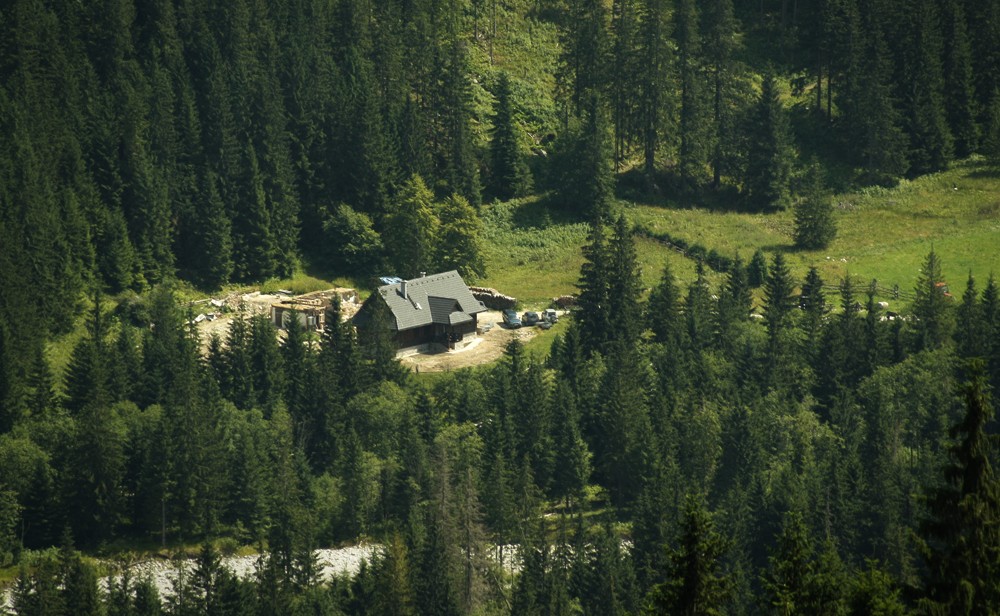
[4,0,1000,613]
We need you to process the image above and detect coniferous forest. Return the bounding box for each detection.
[3,0,1000,613]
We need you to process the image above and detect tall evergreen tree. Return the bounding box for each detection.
[647,262,682,345]
[744,73,794,210]
[702,0,740,188]
[488,73,532,201]
[912,248,955,351]
[675,0,708,188]
[762,252,797,379]
[793,159,836,250]
[576,221,612,356]
[899,0,954,174]
[919,361,1000,614]
[940,0,979,157]
[646,494,730,615]
[635,0,672,176]
[607,214,643,348]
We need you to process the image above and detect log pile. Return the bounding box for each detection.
[469,286,517,310]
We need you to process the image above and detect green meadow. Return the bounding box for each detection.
[481,158,1000,306]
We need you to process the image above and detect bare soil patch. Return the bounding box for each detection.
[400,309,559,373]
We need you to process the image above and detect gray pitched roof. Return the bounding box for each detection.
[377,271,486,332]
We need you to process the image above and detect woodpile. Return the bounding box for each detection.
[469,286,517,310]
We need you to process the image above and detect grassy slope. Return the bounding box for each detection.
[628,159,1000,297]
[477,159,999,309]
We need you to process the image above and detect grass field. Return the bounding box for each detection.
[478,158,1000,308]
[628,158,1000,298]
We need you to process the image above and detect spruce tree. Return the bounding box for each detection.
[984,89,1000,165]
[793,160,836,250]
[799,266,826,350]
[560,0,609,115]
[188,168,233,290]
[675,0,708,189]
[249,312,284,412]
[957,273,986,359]
[488,73,531,201]
[899,0,954,174]
[748,249,768,288]
[919,361,1000,614]
[636,0,672,176]
[646,494,730,615]
[941,0,979,157]
[607,214,643,348]
[647,262,682,344]
[702,0,739,188]
[912,248,955,351]
[843,20,908,185]
[576,221,612,356]
[549,381,591,508]
[744,73,794,210]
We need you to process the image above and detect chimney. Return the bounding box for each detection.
[400,279,407,299]
[420,271,426,278]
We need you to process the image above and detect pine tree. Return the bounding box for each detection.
[488,73,531,200]
[580,97,616,221]
[560,0,609,116]
[799,266,826,350]
[793,159,836,250]
[686,261,713,351]
[358,291,407,386]
[744,73,794,210]
[983,274,1000,392]
[224,309,255,409]
[919,361,1000,614]
[842,19,908,185]
[578,522,640,616]
[847,561,906,616]
[610,0,640,171]
[716,255,752,353]
[59,540,102,615]
[597,345,653,507]
[62,292,110,415]
[763,511,847,615]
